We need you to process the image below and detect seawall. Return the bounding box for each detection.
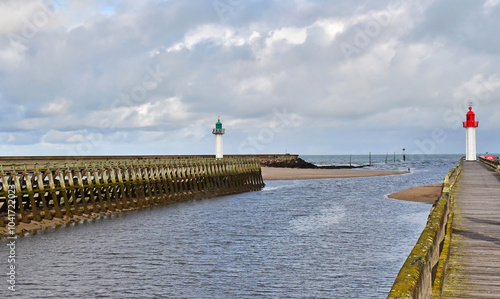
[388,158,463,298]
[0,157,265,237]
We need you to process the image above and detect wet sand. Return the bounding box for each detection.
[388,183,443,204]
[261,166,407,180]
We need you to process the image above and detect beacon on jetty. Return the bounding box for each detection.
[463,106,479,161]
[213,117,225,159]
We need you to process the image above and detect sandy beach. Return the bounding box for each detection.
[261,166,407,180]
[387,183,443,204]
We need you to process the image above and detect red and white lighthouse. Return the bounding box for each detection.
[463,106,479,161]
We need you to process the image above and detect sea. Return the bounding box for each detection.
[1,154,464,298]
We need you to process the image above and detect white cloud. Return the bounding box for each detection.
[483,0,500,14]
[315,19,345,42]
[265,27,308,46]
[0,41,27,70]
[167,25,247,52]
[0,0,43,34]
[40,97,70,115]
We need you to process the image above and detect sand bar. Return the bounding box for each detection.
[388,183,443,204]
[261,166,407,180]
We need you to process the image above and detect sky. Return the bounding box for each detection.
[0,0,499,156]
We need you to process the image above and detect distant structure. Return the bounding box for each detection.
[463,106,479,161]
[212,118,225,159]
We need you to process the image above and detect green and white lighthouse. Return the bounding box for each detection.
[212,118,225,159]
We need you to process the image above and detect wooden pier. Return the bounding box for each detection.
[388,157,500,298]
[0,157,265,235]
[441,161,500,297]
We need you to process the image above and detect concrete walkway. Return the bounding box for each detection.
[442,161,500,298]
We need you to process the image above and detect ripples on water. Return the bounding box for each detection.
[1,155,461,298]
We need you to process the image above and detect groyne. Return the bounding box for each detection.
[388,158,463,298]
[0,157,264,236]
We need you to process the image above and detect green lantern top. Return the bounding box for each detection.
[215,118,222,129]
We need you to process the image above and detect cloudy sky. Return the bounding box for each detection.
[1,0,499,156]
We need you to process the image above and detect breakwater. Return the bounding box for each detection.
[0,157,264,236]
[0,154,298,164]
[388,158,463,298]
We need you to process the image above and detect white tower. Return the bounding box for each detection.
[212,118,225,159]
[463,106,478,161]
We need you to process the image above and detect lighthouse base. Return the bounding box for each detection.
[215,134,223,159]
[465,127,476,161]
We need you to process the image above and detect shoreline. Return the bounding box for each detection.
[261,166,407,180]
[387,183,443,204]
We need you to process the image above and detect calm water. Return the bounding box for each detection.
[1,155,461,298]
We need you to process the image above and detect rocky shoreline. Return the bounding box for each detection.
[260,157,367,169]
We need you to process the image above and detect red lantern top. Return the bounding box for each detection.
[463,106,479,128]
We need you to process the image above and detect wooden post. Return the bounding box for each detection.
[199,161,209,194]
[123,165,135,207]
[153,163,166,204]
[117,165,129,208]
[131,164,144,208]
[101,167,114,211]
[55,168,73,218]
[142,162,154,205]
[47,167,63,218]
[85,167,98,213]
[13,170,29,223]
[167,162,181,200]
[75,168,90,215]
[165,164,176,200]
[23,168,41,221]
[92,166,105,212]
[35,166,52,220]
[109,164,122,210]
[64,168,81,216]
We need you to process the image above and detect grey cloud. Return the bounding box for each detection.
[0,0,498,155]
